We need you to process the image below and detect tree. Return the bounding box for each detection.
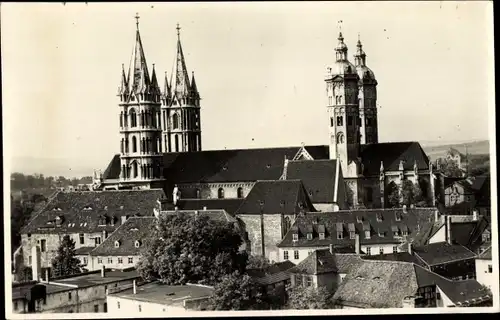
[137,212,248,286]
[246,255,271,270]
[206,272,268,310]
[286,285,333,309]
[401,180,425,207]
[51,235,83,277]
[10,198,34,254]
[439,158,463,177]
[386,182,400,208]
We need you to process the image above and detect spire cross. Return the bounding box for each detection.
[135,12,140,29]
[358,32,360,41]
[337,20,343,32]
[176,23,181,39]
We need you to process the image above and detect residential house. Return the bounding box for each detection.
[475,246,494,290]
[470,176,491,216]
[277,207,437,264]
[11,267,140,314]
[332,260,491,309]
[445,148,467,173]
[287,244,363,294]
[247,261,296,307]
[19,189,165,279]
[443,179,476,214]
[106,281,214,314]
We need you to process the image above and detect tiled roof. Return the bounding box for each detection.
[21,190,165,234]
[413,242,477,266]
[333,260,491,308]
[413,264,490,306]
[362,252,426,267]
[444,177,465,189]
[284,159,341,203]
[289,249,363,275]
[250,261,296,286]
[161,199,244,215]
[332,260,420,308]
[75,246,95,255]
[450,218,489,252]
[278,208,437,248]
[477,246,492,260]
[235,180,316,215]
[161,210,237,224]
[50,269,140,288]
[90,217,156,256]
[360,142,430,176]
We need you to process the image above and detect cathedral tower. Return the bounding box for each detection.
[117,15,163,188]
[354,35,378,144]
[325,32,361,179]
[161,24,202,153]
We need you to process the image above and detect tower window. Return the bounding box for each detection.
[337,133,345,144]
[196,188,201,199]
[330,117,334,127]
[348,116,353,126]
[336,116,343,126]
[172,113,179,130]
[130,109,137,127]
[218,188,225,199]
[132,162,138,178]
[328,96,333,106]
[366,117,372,126]
[132,136,137,153]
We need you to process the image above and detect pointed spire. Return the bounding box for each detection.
[335,26,348,61]
[354,33,367,66]
[150,63,160,95]
[173,23,191,99]
[190,71,199,97]
[128,12,151,95]
[119,63,129,95]
[163,71,171,98]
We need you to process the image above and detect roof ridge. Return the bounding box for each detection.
[21,190,62,233]
[288,159,336,163]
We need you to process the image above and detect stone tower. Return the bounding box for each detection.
[161,24,202,153]
[354,35,378,145]
[325,32,361,179]
[117,15,163,188]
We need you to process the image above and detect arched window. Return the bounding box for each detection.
[132,162,138,178]
[132,136,137,153]
[130,109,137,128]
[237,187,244,199]
[172,113,179,130]
[196,189,201,199]
[125,138,129,153]
[175,135,179,152]
[120,139,124,153]
[218,188,225,199]
[337,116,343,126]
[337,132,345,144]
[120,112,123,127]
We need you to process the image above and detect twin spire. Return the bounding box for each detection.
[334,31,369,67]
[119,14,199,102]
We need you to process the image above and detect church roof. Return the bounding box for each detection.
[161,199,244,215]
[21,189,165,234]
[277,208,437,248]
[235,180,316,215]
[284,159,341,203]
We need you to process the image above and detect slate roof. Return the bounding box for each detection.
[477,246,492,260]
[278,208,437,248]
[21,189,165,234]
[360,142,430,176]
[450,218,489,252]
[412,242,477,266]
[75,246,95,255]
[235,180,316,215]
[333,260,491,308]
[160,198,244,215]
[290,249,364,276]
[284,159,341,203]
[361,252,426,267]
[249,261,296,286]
[161,209,237,224]
[90,217,156,256]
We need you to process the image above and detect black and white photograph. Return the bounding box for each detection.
[2,1,497,317]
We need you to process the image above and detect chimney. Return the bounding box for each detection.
[473,210,478,221]
[102,230,107,240]
[355,234,360,255]
[403,205,407,213]
[101,265,106,278]
[133,280,137,294]
[446,215,452,245]
[408,242,412,255]
[329,244,334,255]
[31,245,41,282]
[434,210,439,223]
[203,206,207,211]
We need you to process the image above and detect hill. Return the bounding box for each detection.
[421,140,490,160]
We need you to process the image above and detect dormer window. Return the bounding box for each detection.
[319,232,325,240]
[336,223,344,239]
[349,231,355,239]
[365,230,371,239]
[292,233,299,242]
[392,225,400,236]
[356,216,363,223]
[395,213,402,221]
[114,241,120,248]
[307,233,313,240]
[402,230,408,236]
[135,240,141,248]
[337,231,343,240]
[378,231,386,237]
[376,213,383,222]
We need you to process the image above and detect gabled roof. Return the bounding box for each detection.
[362,252,426,267]
[21,189,165,234]
[477,246,492,260]
[102,146,330,181]
[360,142,430,175]
[284,159,341,203]
[333,260,491,308]
[249,261,296,286]
[450,218,489,252]
[90,217,156,256]
[278,208,437,248]
[161,198,244,215]
[289,249,363,275]
[413,242,477,266]
[235,180,316,215]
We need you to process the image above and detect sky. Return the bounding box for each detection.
[1,1,495,176]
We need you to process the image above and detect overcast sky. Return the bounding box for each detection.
[2,2,494,173]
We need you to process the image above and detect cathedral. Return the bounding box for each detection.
[96,18,442,210]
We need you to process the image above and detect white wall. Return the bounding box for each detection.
[106,296,187,316]
[475,259,494,290]
[436,285,455,307]
[89,256,139,271]
[429,226,446,244]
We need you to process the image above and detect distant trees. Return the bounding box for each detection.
[386,182,400,208]
[137,212,248,286]
[51,235,83,277]
[246,255,271,270]
[10,195,42,254]
[10,172,93,192]
[206,272,268,310]
[438,158,464,178]
[286,286,333,309]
